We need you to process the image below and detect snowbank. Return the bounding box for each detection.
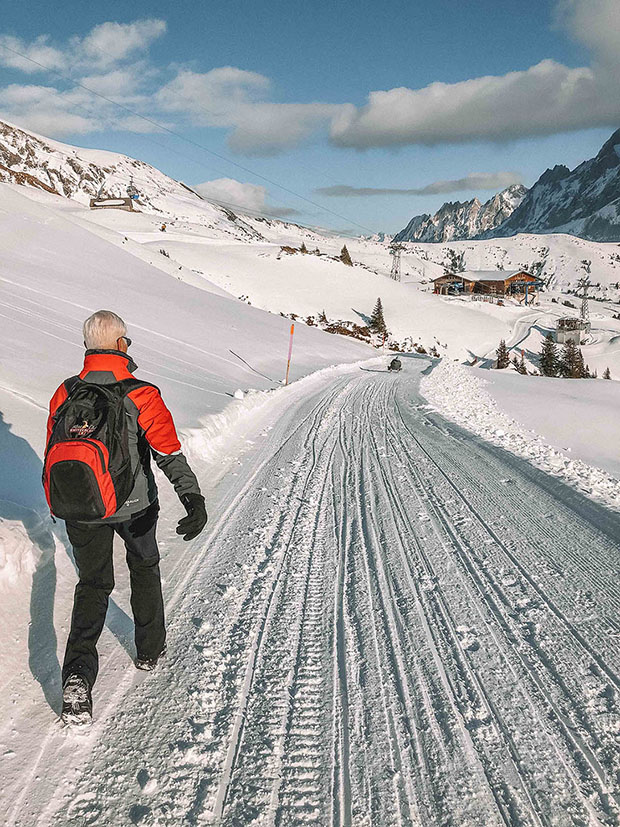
[183,356,382,473]
[421,360,620,510]
[481,369,620,478]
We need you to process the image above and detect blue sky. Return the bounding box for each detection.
[0,0,617,233]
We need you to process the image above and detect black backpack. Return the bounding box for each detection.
[43,377,149,521]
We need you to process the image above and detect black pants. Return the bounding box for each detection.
[62,501,165,687]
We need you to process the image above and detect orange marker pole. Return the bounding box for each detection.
[285,323,295,385]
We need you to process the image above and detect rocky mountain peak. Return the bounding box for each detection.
[393,184,527,243]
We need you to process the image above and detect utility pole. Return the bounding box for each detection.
[577,276,590,324]
[389,244,404,281]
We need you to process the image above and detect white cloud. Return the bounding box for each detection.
[227,102,340,156]
[329,59,618,149]
[316,172,524,197]
[0,35,67,73]
[0,19,167,76]
[0,19,167,137]
[156,67,270,125]
[157,70,338,155]
[80,19,167,68]
[556,0,620,67]
[79,66,146,97]
[0,82,163,136]
[194,177,301,217]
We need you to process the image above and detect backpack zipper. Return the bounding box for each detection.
[81,439,106,473]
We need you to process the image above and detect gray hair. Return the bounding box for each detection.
[83,310,127,350]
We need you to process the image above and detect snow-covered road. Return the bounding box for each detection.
[5,359,620,826]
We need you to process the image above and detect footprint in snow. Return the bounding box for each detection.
[129,803,152,825]
[456,625,480,652]
[66,793,101,824]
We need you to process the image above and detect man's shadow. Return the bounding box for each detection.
[0,411,135,714]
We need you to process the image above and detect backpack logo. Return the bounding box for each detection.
[69,420,95,437]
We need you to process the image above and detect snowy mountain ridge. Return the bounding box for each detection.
[395,129,620,243]
[481,128,620,242]
[0,118,327,245]
[393,184,527,243]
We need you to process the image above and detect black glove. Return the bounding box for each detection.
[177,493,207,541]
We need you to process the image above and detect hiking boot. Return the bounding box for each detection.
[61,674,92,727]
[135,646,166,672]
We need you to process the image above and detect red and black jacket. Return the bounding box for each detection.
[46,350,201,523]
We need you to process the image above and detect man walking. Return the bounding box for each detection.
[44,310,207,726]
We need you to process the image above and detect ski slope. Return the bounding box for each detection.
[4,359,619,826]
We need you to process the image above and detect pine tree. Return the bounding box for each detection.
[539,333,559,377]
[559,340,582,378]
[517,352,527,375]
[496,339,510,369]
[318,309,328,325]
[369,298,387,337]
[603,366,612,379]
[576,348,587,378]
[300,242,308,254]
[340,245,353,266]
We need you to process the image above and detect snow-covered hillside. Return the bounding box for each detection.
[3,118,620,369]
[0,184,372,432]
[0,118,320,245]
[402,232,620,294]
[394,184,527,243]
[2,123,620,826]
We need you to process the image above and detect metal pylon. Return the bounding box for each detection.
[577,276,590,323]
[389,244,404,281]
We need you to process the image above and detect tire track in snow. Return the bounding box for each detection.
[36,381,350,827]
[24,361,620,827]
[207,383,347,823]
[364,381,540,826]
[358,378,539,826]
[389,382,620,824]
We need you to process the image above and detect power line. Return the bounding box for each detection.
[0,42,376,235]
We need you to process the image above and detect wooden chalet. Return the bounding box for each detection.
[432,273,464,295]
[433,269,538,297]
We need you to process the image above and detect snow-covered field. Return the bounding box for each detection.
[2,124,620,826]
[422,360,620,509]
[3,360,619,825]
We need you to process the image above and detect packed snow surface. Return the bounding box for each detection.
[2,121,620,826]
[421,359,620,509]
[2,359,619,825]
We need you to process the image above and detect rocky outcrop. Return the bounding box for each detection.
[394,184,527,243]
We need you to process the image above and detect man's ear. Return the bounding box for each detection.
[117,337,128,353]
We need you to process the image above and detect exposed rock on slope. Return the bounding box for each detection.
[394,184,527,243]
[0,119,266,240]
[481,128,620,242]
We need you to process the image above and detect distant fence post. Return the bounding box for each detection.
[285,323,295,386]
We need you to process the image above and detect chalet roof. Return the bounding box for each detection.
[460,269,532,282]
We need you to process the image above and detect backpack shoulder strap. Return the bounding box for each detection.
[119,377,161,396]
[63,375,81,395]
